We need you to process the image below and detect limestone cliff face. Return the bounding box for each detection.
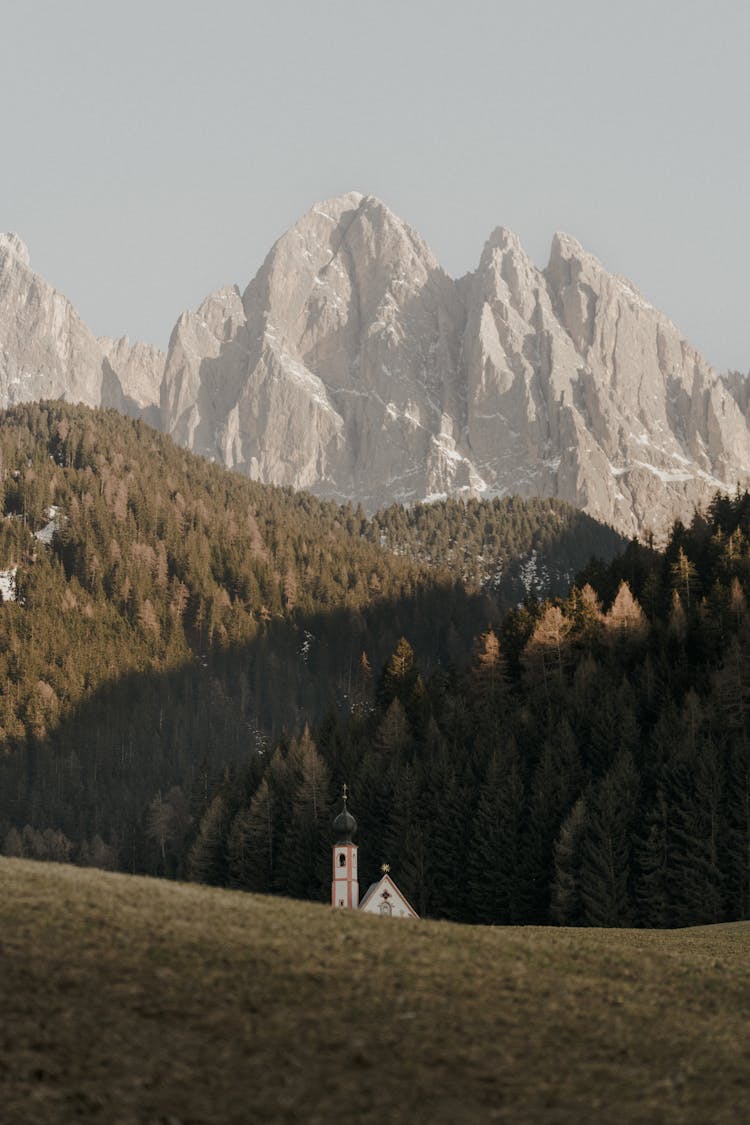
[99,336,164,426]
[2,204,748,538]
[541,232,749,534]
[161,193,466,505]
[159,196,750,536]
[0,233,163,420]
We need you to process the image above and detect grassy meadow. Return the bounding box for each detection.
[1,857,748,1123]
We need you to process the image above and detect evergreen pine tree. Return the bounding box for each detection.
[667,747,724,926]
[634,788,671,928]
[468,746,525,924]
[725,741,750,920]
[384,763,429,917]
[227,777,275,893]
[187,794,229,886]
[523,718,582,921]
[278,733,331,900]
[578,752,639,927]
[550,796,587,925]
[424,747,470,921]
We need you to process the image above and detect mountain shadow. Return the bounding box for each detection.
[0,580,493,857]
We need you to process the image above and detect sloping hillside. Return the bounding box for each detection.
[366,494,624,599]
[1,858,748,1124]
[0,401,622,863]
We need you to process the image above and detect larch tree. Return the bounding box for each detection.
[604,581,648,639]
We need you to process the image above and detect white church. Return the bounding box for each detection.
[331,786,419,919]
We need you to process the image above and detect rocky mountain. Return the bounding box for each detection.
[99,336,163,427]
[2,200,748,536]
[159,193,750,537]
[0,233,162,421]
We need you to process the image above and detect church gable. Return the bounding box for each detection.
[358,874,419,919]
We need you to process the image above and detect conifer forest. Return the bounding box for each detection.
[0,402,748,929]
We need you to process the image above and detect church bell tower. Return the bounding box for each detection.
[331,785,359,909]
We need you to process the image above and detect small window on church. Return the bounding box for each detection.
[338,853,346,867]
[338,899,344,907]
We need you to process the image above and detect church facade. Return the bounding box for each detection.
[331,787,419,919]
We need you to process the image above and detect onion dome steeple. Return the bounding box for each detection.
[332,783,357,844]
[331,784,359,909]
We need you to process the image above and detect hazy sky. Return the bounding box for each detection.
[3,1,748,371]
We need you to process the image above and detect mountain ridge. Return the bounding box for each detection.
[2,196,748,536]
[0,230,164,421]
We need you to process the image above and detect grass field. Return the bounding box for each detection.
[1,858,748,1123]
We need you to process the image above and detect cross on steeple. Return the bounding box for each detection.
[342,783,349,801]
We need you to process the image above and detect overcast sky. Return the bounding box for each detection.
[3,1,748,371]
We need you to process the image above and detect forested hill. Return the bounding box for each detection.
[182,496,750,930]
[0,401,622,870]
[366,497,624,598]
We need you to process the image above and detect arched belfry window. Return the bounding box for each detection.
[338,853,346,867]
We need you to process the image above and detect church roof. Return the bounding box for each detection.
[358,873,419,918]
[333,807,356,842]
[332,796,357,844]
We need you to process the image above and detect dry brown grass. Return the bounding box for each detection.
[0,857,748,1124]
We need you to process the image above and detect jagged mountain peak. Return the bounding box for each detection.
[477,226,541,294]
[0,232,163,422]
[548,229,587,259]
[273,190,411,241]
[304,190,417,230]
[310,188,365,215]
[546,231,659,323]
[0,233,31,268]
[264,191,441,280]
[482,225,524,256]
